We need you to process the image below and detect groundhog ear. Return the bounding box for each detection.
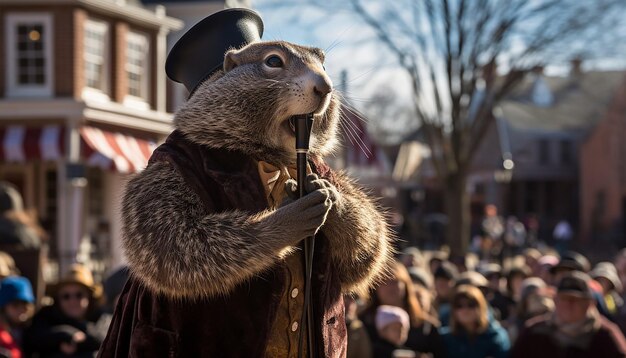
[224,50,241,73]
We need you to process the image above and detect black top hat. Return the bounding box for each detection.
[165,8,264,94]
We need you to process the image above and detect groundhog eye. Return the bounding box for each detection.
[265,55,283,68]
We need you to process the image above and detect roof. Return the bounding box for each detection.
[500,70,626,133]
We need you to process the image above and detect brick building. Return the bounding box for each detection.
[0,0,182,277]
[393,64,626,246]
[580,74,626,245]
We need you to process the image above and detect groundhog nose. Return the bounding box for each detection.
[313,76,333,97]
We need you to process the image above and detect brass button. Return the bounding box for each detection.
[291,288,299,298]
[291,321,299,332]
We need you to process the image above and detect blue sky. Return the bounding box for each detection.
[254,2,410,103]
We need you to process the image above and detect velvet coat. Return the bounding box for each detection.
[97,131,347,358]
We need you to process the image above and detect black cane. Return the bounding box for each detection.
[295,113,316,358]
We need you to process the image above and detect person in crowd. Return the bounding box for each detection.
[24,264,109,358]
[0,182,43,250]
[0,276,36,358]
[537,255,559,286]
[482,205,505,240]
[511,271,626,357]
[490,266,529,324]
[428,251,448,275]
[345,295,373,358]
[551,251,590,284]
[361,261,445,357]
[372,305,412,358]
[452,253,478,273]
[439,271,494,327]
[480,263,501,292]
[549,252,614,319]
[507,266,531,303]
[440,284,511,358]
[615,249,626,293]
[408,267,438,322]
[480,263,503,299]
[591,262,623,319]
[508,277,555,343]
[552,219,574,256]
[613,250,626,333]
[0,253,19,281]
[456,271,490,297]
[401,247,425,270]
[523,248,542,276]
[433,261,458,307]
[503,216,527,258]
[524,213,540,248]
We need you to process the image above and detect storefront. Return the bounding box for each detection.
[0,123,158,282]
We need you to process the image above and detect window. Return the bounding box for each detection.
[83,19,109,93]
[538,139,550,165]
[5,13,53,97]
[125,31,149,105]
[560,139,572,164]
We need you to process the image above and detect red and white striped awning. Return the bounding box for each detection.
[0,125,157,173]
[0,126,65,162]
[80,127,157,173]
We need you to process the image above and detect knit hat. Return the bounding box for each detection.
[0,182,23,213]
[375,305,410,332]
[0,276,35,307]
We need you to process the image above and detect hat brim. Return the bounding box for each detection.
[165,8,264,94]
[49,280,102,299]
[592,273,623,292]
[550,263,581,274]
[557,290,592,299]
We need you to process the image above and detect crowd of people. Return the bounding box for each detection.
[0,255,127,358]
[346,246,626,358]
[4,177,626,357]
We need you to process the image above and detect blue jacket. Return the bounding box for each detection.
[440,321,510,358]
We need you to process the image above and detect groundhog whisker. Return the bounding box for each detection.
[340,102,369,124]
[341,109,364,135]
[337,120,356,146]
[338,108,372,158]
[338,118,363,152]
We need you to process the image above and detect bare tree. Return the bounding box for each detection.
[259,0,626,256]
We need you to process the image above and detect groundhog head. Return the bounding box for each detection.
[174,41,340,166]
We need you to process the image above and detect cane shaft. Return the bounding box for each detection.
[295,114,316,358]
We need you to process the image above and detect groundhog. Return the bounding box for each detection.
[99,40,393,358]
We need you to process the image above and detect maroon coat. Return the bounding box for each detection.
[511,314,626,358]
[98,131,346,357]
